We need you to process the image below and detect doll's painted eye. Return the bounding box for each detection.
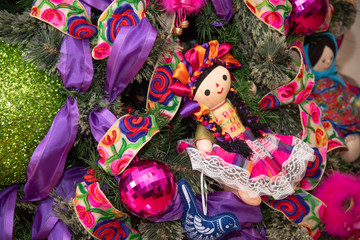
[223,75,227,81]
[205,89,210,96]
[322,59,326,63]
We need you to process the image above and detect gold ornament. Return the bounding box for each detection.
[181,20,189,29]
[174,27,183,35]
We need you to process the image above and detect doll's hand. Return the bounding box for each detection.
[195,139,213,153]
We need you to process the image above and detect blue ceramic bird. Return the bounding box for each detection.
[178,179,241,240]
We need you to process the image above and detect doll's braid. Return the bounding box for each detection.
[227,90,268,138]
[196,90,268,159]
[198,114,254,158]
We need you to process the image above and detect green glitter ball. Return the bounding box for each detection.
[0,42,66,186]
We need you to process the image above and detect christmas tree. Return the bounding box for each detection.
[0,0,359,239]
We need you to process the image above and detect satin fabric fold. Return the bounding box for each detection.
[104,17,157,102]
[57,36,93,93]
[211,0,234,26]
[0,185,19,240]
[32,167,86,240]
[148,191,265,239]
[56,0,93,93]
[23,97,79,201]
[89,108,117,143]
[47,221,72,240]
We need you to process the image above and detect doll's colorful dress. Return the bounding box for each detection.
[177,99,315,200]
[311,78,360,137]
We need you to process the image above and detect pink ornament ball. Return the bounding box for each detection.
[289,0,329,36]
[119,159,177,219]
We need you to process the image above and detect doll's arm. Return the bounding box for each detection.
[195,124,215,153]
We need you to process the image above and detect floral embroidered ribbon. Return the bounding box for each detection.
[30,0,98,39]
[243,0,292,35]
[74,182,141,240]
[97,114,159,176]
[258,40,345,238]
[261,188,326,239]
[146,36,183,119]
[92,0,147,60]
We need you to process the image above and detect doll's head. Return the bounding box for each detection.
[304,33,337,72]
[304,32,346,87]
[171,40,242,118]
[193,64,232,109]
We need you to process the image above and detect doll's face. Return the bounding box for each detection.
[313,46,334,72]
[193,66,231,109]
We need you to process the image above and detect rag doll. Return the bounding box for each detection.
[304,32,360,163]
[171,40,315,206]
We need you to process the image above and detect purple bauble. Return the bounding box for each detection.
[119,159,177,219]
[289,0,329,36]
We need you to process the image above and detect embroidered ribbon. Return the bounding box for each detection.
[257,40,343,238]
[73,182,141,240]
[211,0,234,26]
[261,188,326,240]
[146,37,183,119]
[92,0,147,60]
[57,36,93,93]
[32,167,86,239]
[259,40,314,110]
[22,97,79,201]
[30,0,97,39]
[89,108,117,143]
[0,185,18,240]
[104,17,157,102]
[243,0,292,35]
[97,114,159,176]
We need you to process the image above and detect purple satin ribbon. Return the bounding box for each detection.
[47,221,72,240]
[149,191,265,239]
[32,167,86,240]
[80,0,113,11]
[89,108,117,142]
[57,36,93,93]
[23,97,79,201]
[57,1,93,93]
[104,17,157,102]
[211,0,234,26]
[0,185,19,240]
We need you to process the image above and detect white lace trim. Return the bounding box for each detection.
[186,136,315,200]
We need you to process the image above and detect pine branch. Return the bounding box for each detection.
[261,205,312,240]
[21,23,64,75]
[231,0,292,90]
[51,191,94,239]
[138,220,184,240]
[328,0,357,38]
[0,10,39,47]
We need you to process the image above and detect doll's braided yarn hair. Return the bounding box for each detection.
[171,40,267,158]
